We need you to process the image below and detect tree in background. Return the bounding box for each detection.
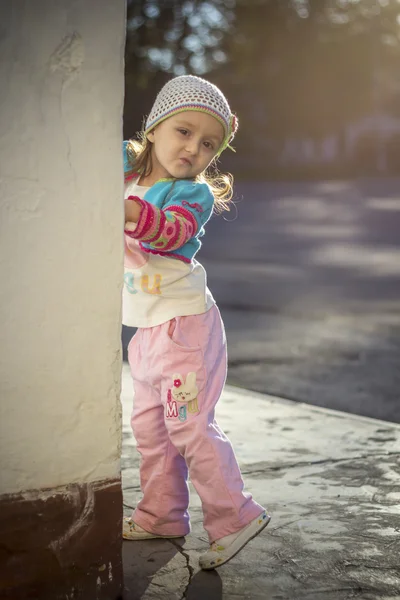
[124,0,400,178]
[124,0,235,136]
[126,0,235,79]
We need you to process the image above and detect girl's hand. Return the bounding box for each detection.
[124,198,142,223]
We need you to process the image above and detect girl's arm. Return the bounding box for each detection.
[124,184,214,252]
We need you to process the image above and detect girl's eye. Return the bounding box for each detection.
[178,128,188,136]
[203,141,214,150]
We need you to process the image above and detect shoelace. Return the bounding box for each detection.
[210,542,218,551]
[210,542,225,552]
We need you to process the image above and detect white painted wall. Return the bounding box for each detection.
[0,0,126,495]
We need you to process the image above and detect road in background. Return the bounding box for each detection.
[123,179,400,423]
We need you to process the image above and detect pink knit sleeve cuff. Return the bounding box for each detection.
[124,196,164,241]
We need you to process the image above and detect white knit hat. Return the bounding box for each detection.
[145,75,238,154]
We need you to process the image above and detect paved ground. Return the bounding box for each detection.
[200,178,400,423]
[220,307,400,423]
[123,179,400,423]
[121,364,400,600]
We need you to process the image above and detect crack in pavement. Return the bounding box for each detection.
[343,562,400,572]
[241,451,400,475]
[169,539,195,600]
[294,586,365,596]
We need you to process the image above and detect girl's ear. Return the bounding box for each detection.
[147,129,155,143]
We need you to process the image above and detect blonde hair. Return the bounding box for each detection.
[125,134,233,213]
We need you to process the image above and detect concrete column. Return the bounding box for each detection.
[0,1,126,598]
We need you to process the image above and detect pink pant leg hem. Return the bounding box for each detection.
[206,502,266,543]
[132,509,191,537]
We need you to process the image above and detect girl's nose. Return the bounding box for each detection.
[185,139,200,155]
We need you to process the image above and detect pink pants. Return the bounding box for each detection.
[128,305,264,542]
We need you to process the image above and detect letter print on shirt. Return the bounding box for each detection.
[141,274,162,295]
[165,372,200,422]
[124,272,137,294]
[124,273,162,295]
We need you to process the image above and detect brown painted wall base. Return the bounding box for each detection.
[0,478,123,600]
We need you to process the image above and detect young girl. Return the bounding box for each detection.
[122,75,270,570]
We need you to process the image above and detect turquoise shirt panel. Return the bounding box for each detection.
[140,179,214,261]
[123,139,215,262]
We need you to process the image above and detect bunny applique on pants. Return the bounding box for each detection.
[127,304,265,543]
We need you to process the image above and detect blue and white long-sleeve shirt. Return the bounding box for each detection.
[123,143,216,327]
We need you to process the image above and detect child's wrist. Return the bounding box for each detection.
[125,197,143,223]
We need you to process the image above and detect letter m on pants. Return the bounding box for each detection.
[166,401,178,419]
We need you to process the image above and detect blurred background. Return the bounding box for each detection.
[122,0,400,423]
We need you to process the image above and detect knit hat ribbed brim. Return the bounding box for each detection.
[144,75,238,154]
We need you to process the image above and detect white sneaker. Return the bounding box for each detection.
[199,511,271,570]
[123,517,184,541]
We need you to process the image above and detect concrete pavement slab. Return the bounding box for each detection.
[120,363,400,599]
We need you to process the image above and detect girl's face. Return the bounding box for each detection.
[146,111,224,183]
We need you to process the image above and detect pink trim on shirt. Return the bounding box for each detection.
[124,171,140,183]
[139,244,192,264]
